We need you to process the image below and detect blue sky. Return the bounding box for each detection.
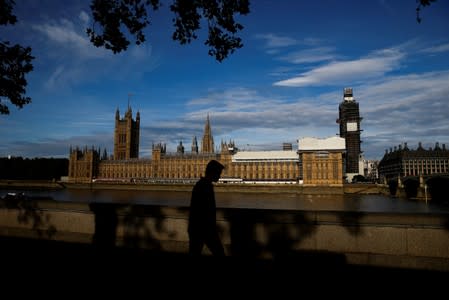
[1,0,448,160]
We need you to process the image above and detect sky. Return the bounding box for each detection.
[1,0,448,161]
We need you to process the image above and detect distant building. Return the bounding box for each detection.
[297,137,346,186]
[378,142,449,182]
[337,88,363,181]
[362,159,379,182]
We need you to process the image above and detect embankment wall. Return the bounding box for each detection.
[0,199,448,272]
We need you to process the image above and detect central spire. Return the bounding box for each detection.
[201,114,214,153]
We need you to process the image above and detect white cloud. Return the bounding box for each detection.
[44,65,65,90]
[187,97,217,106]
[79,11,90,27]
[357,71,449,112]
[31,16,159,91]
[32,19,108,59]
[421,42,449,54]
[255,33,298,48]
[186,88,263,111]
[279,47,337,64]
[182,87,336,137]
[273,47,404,87]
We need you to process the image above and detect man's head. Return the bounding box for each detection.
[205,160,225,182]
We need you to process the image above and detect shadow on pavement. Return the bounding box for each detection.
[1,236,446,291]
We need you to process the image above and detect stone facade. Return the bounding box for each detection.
[114,106,140,160]
[68,146,100,183]
[229,150,300,182]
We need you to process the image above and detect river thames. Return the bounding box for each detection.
[3,187,449,214]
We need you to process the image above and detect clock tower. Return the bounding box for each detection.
[338,87,362,176]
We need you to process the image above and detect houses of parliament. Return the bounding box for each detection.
[68,89,365,186]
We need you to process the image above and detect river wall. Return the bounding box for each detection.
[0,179,64,190]
[1,179,383,195]
[1,198,448,272]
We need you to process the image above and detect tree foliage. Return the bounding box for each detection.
[416,0,437,23]
[0,157,68,180]
[87,0,250,62]
[0,0,34,115]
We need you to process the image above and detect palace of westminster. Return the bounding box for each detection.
[68,88,449,186]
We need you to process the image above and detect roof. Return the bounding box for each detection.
[298,137,346,151]
[232,150,298,162]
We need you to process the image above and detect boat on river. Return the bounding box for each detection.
[1,192,54,202]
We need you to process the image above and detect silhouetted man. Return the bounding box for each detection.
[188,160,225,256]
[89,202,118,250]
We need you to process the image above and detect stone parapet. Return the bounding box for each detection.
[0,199,448,271]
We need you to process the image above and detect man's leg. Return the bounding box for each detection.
[189,233,204,256]
[205,233,225,257]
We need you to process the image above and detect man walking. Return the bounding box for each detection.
[188,160,225,256]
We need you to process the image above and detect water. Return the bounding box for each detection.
[2,188,448,214]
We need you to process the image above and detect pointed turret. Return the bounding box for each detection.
[192,136,198,154]
[125,105,132,119]
[177,140,185,154]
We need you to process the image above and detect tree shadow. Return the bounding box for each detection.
[89,202,186,256]
[121,205,167,250]
[224,207,348,273]
[1,195,56,238]
[338,211,365,236]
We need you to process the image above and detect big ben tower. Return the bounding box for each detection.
[338,88,362,177]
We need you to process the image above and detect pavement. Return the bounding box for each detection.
[0,236,447,295]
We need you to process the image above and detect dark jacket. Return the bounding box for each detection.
[188,177,216,235]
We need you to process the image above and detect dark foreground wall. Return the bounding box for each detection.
[0,199,448,272]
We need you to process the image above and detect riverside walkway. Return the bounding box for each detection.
[1,236,446,283]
